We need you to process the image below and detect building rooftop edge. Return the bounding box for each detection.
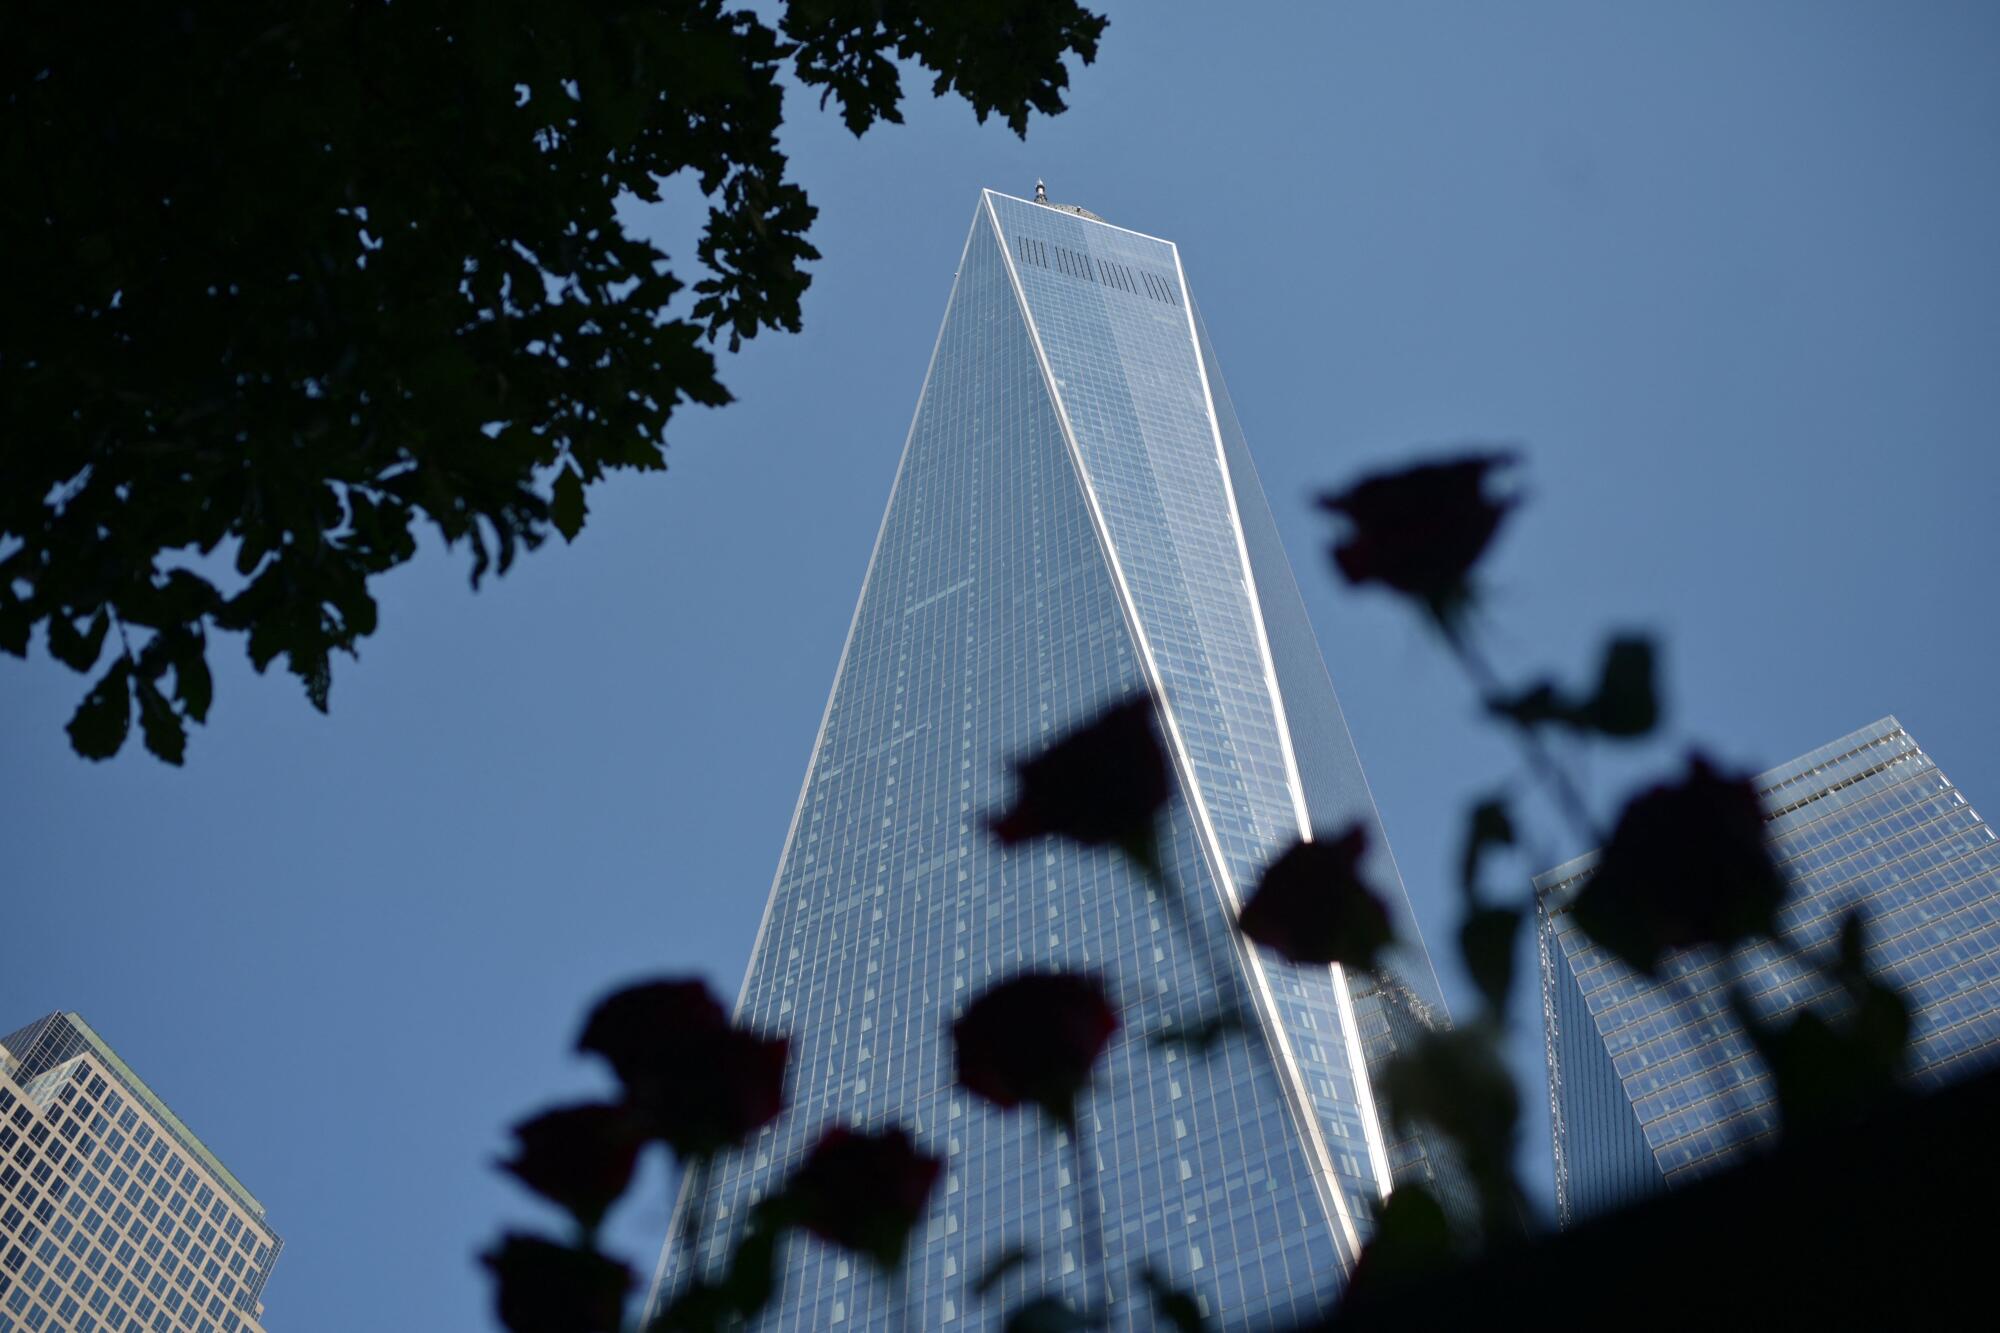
[36,1011,273,1226]
[980,188,1177,250]
[1755,715,1904,791]
[1532,716,1912,898]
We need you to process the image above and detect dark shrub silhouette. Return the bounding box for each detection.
[3,0,1107,762]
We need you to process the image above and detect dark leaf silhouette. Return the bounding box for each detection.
[1835,908,1867,973]
[45,609,108,672]
[1458,907,1522,1022]
[1346,1184,1455,1300]
[1004,1296,1102,1332]
[649,1281,732,1333]
[1571,755,1785,974]
[1487,635,1659,739]
[577,979,788,1158]
[784,1126,942,1269]
[0,595,29,656]
[1379,1028,1524,1240]
[1317,453,1519,626]
[134,676,186,765]
[498,1103,645,1232]
[1457,797,1515,902]
[974,1244,1035,1297]
[953,971,1119,1128]
[481,1233,632,1333]
[1733,911,1911,1134]
[65,659,132,761]
[649,1201,785,1332]
[1584,636,1661,736]
[1484,682,1567,731]
[550,465,588,543]
[1150,1006,1248,1055]
[989,694,1170,875]
[169,632,214,724]
[9,4,1105,761]
[1137,1264,1209,1331]
[1237,829,1394,971]
[1736,994,1909,1138]
[785,1,1110,138]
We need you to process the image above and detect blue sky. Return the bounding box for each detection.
[5,3,1998,1327]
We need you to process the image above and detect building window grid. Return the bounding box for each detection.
[1546,727,2000,1209]
[0,1052,272,1333]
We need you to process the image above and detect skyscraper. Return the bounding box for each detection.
[0,1012,282,1333]
[652,189,1453,1329]
[1539,716,2000,1224]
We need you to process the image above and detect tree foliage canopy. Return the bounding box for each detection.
[1,0,1107,761]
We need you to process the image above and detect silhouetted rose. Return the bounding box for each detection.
[1318,453,1519,622]
[1571,754,1785,974]
[498,1103,644,1231]
[579,979,728,1073]
[1238,828,1394,970]
[577,979,789,1157]
[785,1126,943,1268]
[988,695,1170,871]
[482,1233,632,1333]
[952,972,1119,1126]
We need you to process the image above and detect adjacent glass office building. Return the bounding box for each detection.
[0,1012,282,1333]
[650,190,1456,1328]
[1540,717,2000,1225]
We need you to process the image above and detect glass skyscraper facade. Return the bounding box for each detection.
[1540,717,2000,1224]
[650,190,1455,1329]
